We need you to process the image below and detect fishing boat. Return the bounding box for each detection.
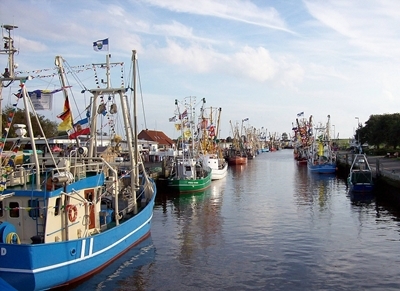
[0,25,156,291]
[307,115,336,174]
[197,106,228,180]
[227,155,247,165]
[347,154,374,193]
[226,120,247,165]
[167,97,212,194]
[292,114,312,165]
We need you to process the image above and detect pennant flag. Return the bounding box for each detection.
[242,118,249,121]
[179,110,187,120]
[200,118,208,129]
[57,97,73,131]
[68,118,90,139]
[174,123,181,131]
[169,116,176,122]
[183,129,191,138]
[93,38,109,52]
[297,112,304,117]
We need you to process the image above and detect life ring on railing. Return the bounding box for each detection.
[6,232,21,244]
[66,205,78,222]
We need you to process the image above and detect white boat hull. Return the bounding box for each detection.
[200,154,228,180]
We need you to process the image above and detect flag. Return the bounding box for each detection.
[57,97,72,131]
[200,118,208,129]
[183,129,191,138]
[68,118,90,139]
[242,118,249,122]
[93,38,109,52]
[179,110,187,120]
[169,116,176,122]
[297,112,304,117]
[208,124,215,137]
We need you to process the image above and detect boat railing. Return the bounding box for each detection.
[0,155,113,191]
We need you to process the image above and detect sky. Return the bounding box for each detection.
[2,0,400,141]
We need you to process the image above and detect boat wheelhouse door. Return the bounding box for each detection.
[84,189,96,229]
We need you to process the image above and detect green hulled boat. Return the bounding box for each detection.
[167,157,212,194]
[167,97,212,194]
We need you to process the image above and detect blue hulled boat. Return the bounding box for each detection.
[347,154,374,193]
[0,25,156,291]
[307,115,337,174]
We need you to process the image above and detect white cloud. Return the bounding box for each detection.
[141,0,292,32]
[229,46,277,82]
[304,0,400,58]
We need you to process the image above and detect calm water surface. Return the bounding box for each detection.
[74,149,400,291]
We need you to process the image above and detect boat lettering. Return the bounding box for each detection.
[1,248,6,256]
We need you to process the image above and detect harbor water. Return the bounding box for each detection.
[73,149,400,291]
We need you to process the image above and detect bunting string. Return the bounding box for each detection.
[14,62,124,79]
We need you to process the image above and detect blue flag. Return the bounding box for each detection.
[93,38,109,51]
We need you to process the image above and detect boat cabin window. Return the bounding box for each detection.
[55,198,61,216]
[185,166,191,171]
[9,202,19,218]
[28,199,39,218]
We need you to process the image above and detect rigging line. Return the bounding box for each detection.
[136,60,147,130]
[62,59,91,121]
[63,59,89,91]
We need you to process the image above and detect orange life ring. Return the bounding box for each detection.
[66,204,78,222]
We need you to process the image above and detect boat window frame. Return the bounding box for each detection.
[9,201,19,218]
[55,197,61,216]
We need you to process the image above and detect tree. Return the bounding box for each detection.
[359,113,400,149]
[1,105,58,138]
[386,113,400,149]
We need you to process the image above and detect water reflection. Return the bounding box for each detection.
[70,236,155,291]
[308,173,336,209]
[293,162,338,210]
[155,179,226,266]
[349,192,375,203]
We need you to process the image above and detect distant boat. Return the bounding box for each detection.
[292,115,312,165]
[197,107,228,180]
[226,120,248,165]
[307,115,336,174]
[167,97,212,194]
[0,26,156,291]
[347,154,374,193]
[227,155,247,165]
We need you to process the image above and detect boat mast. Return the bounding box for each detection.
[175,99,184,158]
[0,25,42,189]
[216,107,222,140]
[132,50,139,194]
[54,56,80,146]
[0,25,19,166]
